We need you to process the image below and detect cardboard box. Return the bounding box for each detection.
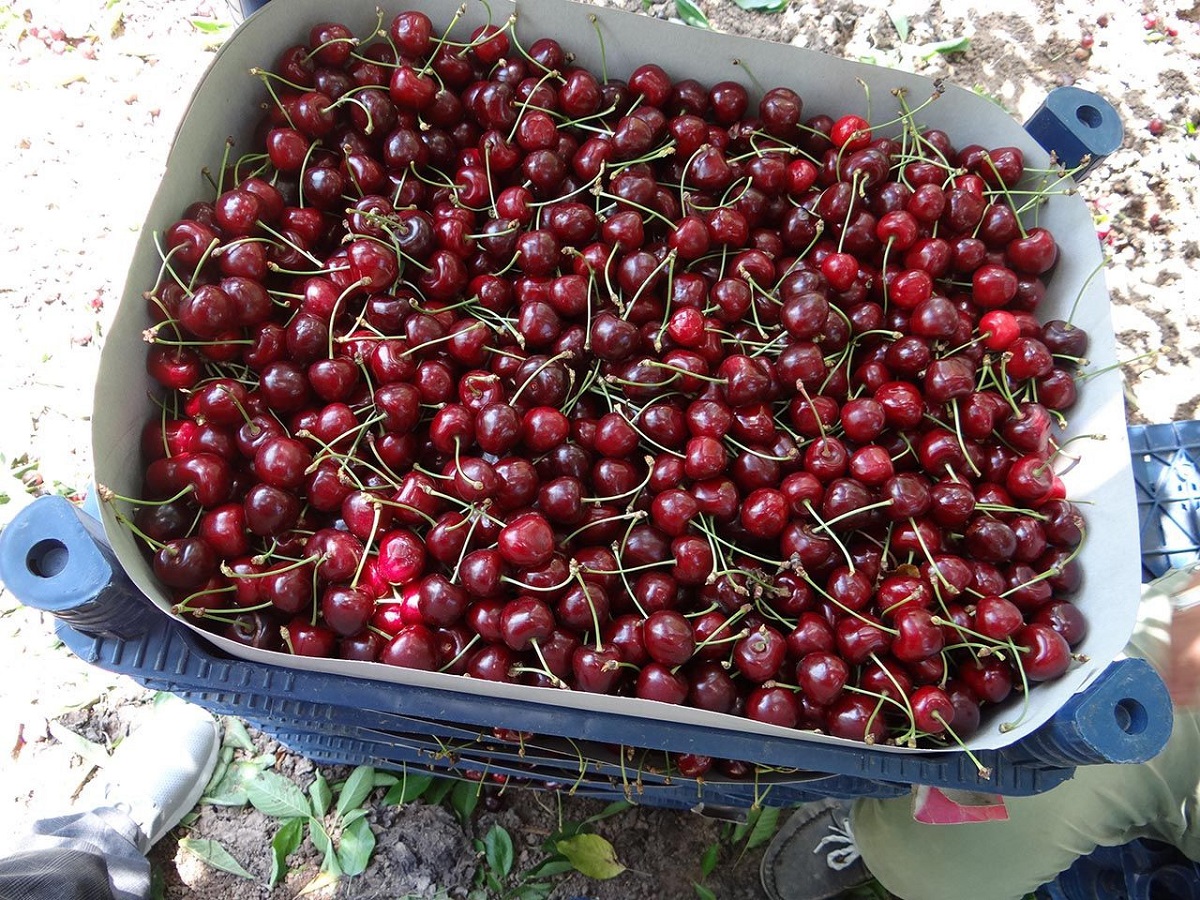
[93,0,1140,753]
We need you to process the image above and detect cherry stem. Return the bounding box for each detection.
[799,500,859,575]
[868,651,918,742]
[570,565,607,652]
[510,350,574,405]
[586,13,609,83]
[500,569,577,593]
[999,636,1033,734]
[225,552,321,579]
[109,508,168,551]
[349,505,381,590]
[931,710,992,778]
[98,482,194,509]
[438,633,480,674]
[730,58,765,95]
[449,511,484,585]
[691,517,787,570]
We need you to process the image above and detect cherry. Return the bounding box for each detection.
[380,624,439,670]
[1016,623,1072,681]
[960,656,1014,704]
[498,597,556,652]
[826,694,887,743]
[732,626,786,682]
[320,585,375,636]
[796,651,848,706]
[635,663,689,704]
[643,610,695,667]
[1034,600,1089,646]
[573,644,623,694]
[284,620,337,658]
[890,607,944,663]
[910,685,955,734]
[153,537,218,590]
[745,686,801,728]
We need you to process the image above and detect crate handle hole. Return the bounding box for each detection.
[1114,698,1148,735]
[27,538,69,578]
[1075,104,1102,129]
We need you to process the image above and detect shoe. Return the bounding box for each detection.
[760,799,873,900]
[82,699,221,846]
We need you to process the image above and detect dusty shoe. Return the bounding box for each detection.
[760,799,872,900]
[83,699,221,847]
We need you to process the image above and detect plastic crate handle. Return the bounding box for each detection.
[1011,657,1171,767]
[1023,86,1123,181]
[0,495,150,639]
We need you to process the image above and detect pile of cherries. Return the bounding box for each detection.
[125,8,1092,755]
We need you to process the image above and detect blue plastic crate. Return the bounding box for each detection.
[1129,420,1200,580]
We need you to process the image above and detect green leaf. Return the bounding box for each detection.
[201,748,233,800]
[423,777,455,807]
[731,0,789,12]
[699,842,720,879]
[337,816,376,876]
[341,807,370,828]
[728,810,755,846]
[247,771,311,820]
[449,779,480,823]
[888,11,910,42]
[584,800,633,825]
[309,817,343,876]
[556,834,626,880]
[674,0,710,28]
[297,871,340,896]
[178,837,254,879]
[746,805,782,850]
[270,818,305,887]
[383,771,435,806]
[309,771,332,818]
[336,765,376,818]
[373,772,400,788]
[221,717,255,752]
[513,884,553,900]
[188,16,230,33]
[483,825,514,879]
[527,857,576,879]
[694,884,718,900]
[203,756,275,807]
[918,36,971,59]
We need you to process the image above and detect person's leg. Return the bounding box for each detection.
[0,848,117,900]
[0,700,220,900]
[0,805,150,900]
[852,583,1200,900]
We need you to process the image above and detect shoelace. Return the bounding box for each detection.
[813,815,861,872]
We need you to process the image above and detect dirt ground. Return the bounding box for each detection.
[1,0,1198,897]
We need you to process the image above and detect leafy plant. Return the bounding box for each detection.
[731,0,789,13]
[856,13,972,73]
[675,0,710,29]
[467,799,633,900]
[177,837,255,879]
[689,805,784,897]
[246,764,384,886]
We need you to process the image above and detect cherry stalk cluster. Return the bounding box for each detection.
[118,7,1093,758]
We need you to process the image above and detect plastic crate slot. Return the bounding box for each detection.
[26,538,69,578]
[1113,697,1148,735]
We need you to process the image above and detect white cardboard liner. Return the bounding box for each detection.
[93,0,1140,754]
